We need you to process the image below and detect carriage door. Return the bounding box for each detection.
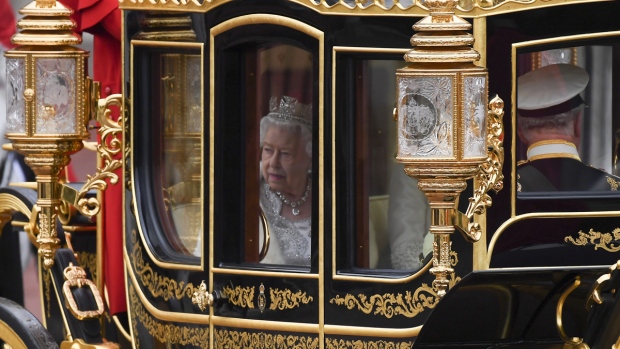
[210,15,323,346]
[125,12,323,347]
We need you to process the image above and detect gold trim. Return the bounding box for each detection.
[607,177,619,191]
[556,277,586,348]
[76,251,98,285]
[222,285,255,308]
[488,210,620,262]
[211,267,319,279]
[325,338,413,349]
[565,228,620,252]
[213,329,318,349]
[324,325,421,338]
[129,285,209,347]
[329,252,459,319]
[62,263,105,320]
[0,192,33,238]
[129,40,205,271]
[118,0,611,18]
[129,229,199,301]
[0,319,27,349]
[269,288,313,310]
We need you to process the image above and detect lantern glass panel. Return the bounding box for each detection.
[463,75,487,158]
[6,58,26,133]
[35,58,77,134]
[397,75,454,158]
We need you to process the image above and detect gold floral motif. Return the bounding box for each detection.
[129,285,208,347]
[269,288,313,310]
[325,338,414,349]
[223,285,255,308]
[329,252,460,318]
[130,230,198,300]
[76,251,98,285]
[565,228,620,252]
[43,268,51,318]
[213,328,318,349]
[607,177,618,191]
[464,95,504,242]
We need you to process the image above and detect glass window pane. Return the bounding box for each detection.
[343,58,431,273]
[254,45,314,267]
[159,53,203,257]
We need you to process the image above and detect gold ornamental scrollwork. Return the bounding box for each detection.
[129,286,209,347]
[73,94,124,217]
[130,230,199,300]
[565,228,620,252]
[463,95,504,241]
[325,338,414,349]
[214,329,318,349]
[329,252,460,319]
[222,285,255,308]
[269,288,313,310]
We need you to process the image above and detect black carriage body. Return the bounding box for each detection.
[120,0,620,348]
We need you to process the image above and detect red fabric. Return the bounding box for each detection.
[0,0,16,49]
[60,0,125,315]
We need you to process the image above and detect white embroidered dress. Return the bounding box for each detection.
[259,180,311,266]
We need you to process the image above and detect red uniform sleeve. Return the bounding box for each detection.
[0,0,16,49]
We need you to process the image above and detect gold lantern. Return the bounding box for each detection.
[4,0,122,269]
[395,0,504,297]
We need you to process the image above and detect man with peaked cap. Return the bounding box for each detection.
[516,63,620,192]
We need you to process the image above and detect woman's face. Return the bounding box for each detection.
[262,126,311,197]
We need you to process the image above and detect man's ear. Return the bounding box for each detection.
[574,112,582,137]
[517,126,528,145]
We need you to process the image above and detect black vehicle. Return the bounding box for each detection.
[1,0,620,348]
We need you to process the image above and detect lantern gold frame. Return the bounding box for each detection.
[395,0,504,297]
[4,0,123,269]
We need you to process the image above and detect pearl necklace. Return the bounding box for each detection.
[276,183,311,216]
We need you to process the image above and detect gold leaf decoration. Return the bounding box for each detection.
[329,253,460,319]
[76,251,98,285]
[130,230,198,300]
[214,329,318,349]
[269,288,313,310]
[325,338,414,349]
[129,285,208,347]
[223,285,255,308]
[565,228,620,252]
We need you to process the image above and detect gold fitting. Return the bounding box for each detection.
[35,0,56,8]
[62,263,105,320]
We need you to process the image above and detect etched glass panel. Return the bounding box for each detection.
[6,58,25,133]
[397,76,453,158]
[35,58,77,134]
[463,75,487,158]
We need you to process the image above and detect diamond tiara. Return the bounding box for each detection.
[267,96,312,127]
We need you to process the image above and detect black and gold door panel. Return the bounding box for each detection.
[123,8,325,347]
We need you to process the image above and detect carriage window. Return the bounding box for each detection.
[215,35,316,269]
[515,42,620,201]
[336,55,431,274]
[158,53,203,257]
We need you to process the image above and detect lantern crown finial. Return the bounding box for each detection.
[12,0,80,47]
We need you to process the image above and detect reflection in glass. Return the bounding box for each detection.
[254,45,314,267]
[160,54,203,256]
[347,59,431,272]
[516,46,620,195]
[463,75,487,158]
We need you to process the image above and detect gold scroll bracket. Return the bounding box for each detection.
[61,86,124,217]
[454,95,505,242]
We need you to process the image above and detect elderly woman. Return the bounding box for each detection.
[259,96,313,266]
